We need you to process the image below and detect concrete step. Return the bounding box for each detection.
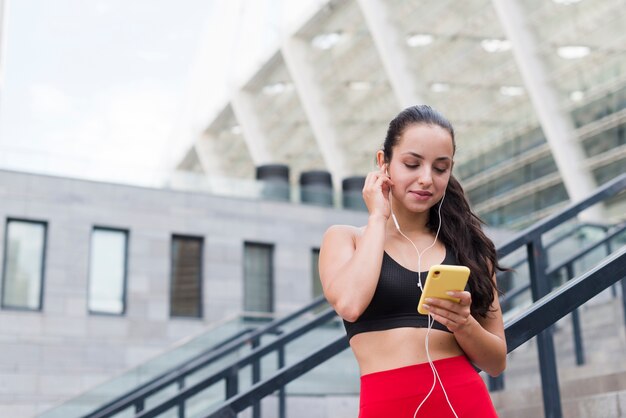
[491,369,626,410]
[491,288,626,417]
[495,388,626,418]
[497,291,626,392]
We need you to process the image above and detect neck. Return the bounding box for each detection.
[388,197,431,235]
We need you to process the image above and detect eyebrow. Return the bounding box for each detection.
[401,152,452,162]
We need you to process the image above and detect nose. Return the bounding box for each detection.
[418,165,433,188]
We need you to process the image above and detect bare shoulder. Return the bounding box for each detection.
[319,225,363,278]
[322,224,363,247]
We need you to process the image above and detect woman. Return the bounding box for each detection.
[319,105,506,417]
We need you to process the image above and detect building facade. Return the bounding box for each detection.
[0,169,366,417]
[176,0,626,229]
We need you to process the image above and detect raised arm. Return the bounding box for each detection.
[318,217,386,322]
[318,166,393,322]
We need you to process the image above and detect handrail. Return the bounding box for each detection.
[201,173,626,418]
[83,295,328,418]
[133,307,338,418]
[499,222,626,309]
[505,247,626,351]
[206,335,350,418]
[546,222,625,274]
[497,173,626,258]
[82,174,625,418]
[544,222,610,252]
[204,247,626,418]
[506,221,613,272]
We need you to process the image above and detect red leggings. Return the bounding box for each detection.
[359,356,498,418]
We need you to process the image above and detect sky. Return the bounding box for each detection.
[0,0,320,187]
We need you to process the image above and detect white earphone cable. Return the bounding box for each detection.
[389,192,458,418]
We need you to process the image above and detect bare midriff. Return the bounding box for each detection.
[350,327,464,376]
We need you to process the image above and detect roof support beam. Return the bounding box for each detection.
[281,37,349,190]
[194,132,229,177]
[230,90,273,166]
[492,0,603,221]
[356,0,424,108]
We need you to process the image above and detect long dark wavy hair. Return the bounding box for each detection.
[382,105,505,318]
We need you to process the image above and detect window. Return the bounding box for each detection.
[170,235,203,318]
[2,219,47,310]
[244,242,273,313]
[311,248,323,298]
[88,227,128,314]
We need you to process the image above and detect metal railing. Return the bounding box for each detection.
[83,296,329,418]
[203,173,626,418]
[498,221,620,311]
[81,173,626,418]
[498,222,626,365]
[205,248,626,418]
[132,307,339,418]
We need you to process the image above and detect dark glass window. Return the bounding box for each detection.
[244,242,273,313]
[2,219,47,310]
[593,158,626,185]
[170,235,203,318]
[88,228,128,314]
[311,248,322,298]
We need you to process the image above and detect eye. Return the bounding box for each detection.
[404,164,418,169]
[434,167,448,174]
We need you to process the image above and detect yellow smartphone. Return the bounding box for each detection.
[417,265,470,315]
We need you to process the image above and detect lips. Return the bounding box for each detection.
[408,190,433,201]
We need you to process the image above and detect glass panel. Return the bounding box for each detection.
[170,236,203,317]
[481,182,569,228]
[593,157,626,185]
[528,155,558,179]
[38,316,255,418]
[244,243,273,313]
[2,219,46,309]
[582,127,620,158]
[572,85,626,129]
[88,228,127,314]
[457,128,547,181]
[467,155,558,204]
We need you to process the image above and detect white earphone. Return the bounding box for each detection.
[384,164,458,418]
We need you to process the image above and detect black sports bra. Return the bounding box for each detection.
[343,248,459,340]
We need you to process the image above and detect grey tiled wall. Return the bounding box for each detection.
[0,170,366,418]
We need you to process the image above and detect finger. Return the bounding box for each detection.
[372,173,390,191]
[425,299,470,322]
[365,169,388,183]
[445,291,472,306]
[428,311,451,328]
[439,301,470,317]
[425,297,462,310]
[363,172,382,189]
[448,291,472,306]
[425,307,467,331]
[424,309,456,330]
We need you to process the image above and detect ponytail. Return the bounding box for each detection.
[384,105,506,317]
[427,175,504,317]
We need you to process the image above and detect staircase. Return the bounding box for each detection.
[493,291,626,417]
[48,173,626,418]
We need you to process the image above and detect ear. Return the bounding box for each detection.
[376,150,386,172]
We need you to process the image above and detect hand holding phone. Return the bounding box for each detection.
[418,265,470,315]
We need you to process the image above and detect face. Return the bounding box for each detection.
[379,123,454,212]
